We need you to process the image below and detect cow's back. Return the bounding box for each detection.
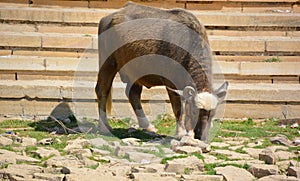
[98,2,211,90]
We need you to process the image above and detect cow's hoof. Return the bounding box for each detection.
[96,124,113,135]
[187,130,195,138]
[145,124,157,133]
[177,130,188,139]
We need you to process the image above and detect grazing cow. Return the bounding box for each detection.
[95,2,228,141]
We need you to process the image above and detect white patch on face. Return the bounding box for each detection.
[194,92,218,111]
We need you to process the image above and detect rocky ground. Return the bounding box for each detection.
[0,118,300,181]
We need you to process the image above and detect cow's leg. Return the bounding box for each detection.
[194,110,210,141]
[95,66,117,134]
[167,89,187,138]
[127,83,156,132]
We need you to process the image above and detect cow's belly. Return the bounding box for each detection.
[135,75,165,88]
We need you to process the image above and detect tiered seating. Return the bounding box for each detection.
[0,1,299,120]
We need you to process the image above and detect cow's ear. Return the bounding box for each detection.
[183,86,196,100]
[167,86,196,100]
[215,81,228,101]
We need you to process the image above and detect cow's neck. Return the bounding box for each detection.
[187,60,212,93]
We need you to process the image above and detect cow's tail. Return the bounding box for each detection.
[106,88,112,115]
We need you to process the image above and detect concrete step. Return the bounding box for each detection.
[1,80,299,102]
[1,32,300,53]
[0,80,299,119]
[1,98,299,119]
[1,49,298,62]
[0,4,299,28]
[1,56,299,81]
[0,0,298,13]
[3,23,300,38]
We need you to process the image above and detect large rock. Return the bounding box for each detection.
[222,159,264,168]
[0,136,13,146]
[131,164,165,173]
[90,147,111,156]
[248,164,279,178]
[31,147,60,158]
[89,137,109,148]
[0,149,17,164]
[0,149,39,164]
[275,150,296,160]
[33,173,65,181]
[130,173,177,181]
[38,138,54,145]
[0,164,43,180]
[44,155,84,168]
[258,175,299,181]
[203,154,222,164]
[19,137,37,147]
[288,167,300,178]
[210,142,230,148]
[174,145,202,154]
[211,149,252,160]
[259,148,277,164]
[124,151,159,164]
[164,155,204,174]
[122,138,141,146]
[181,174,223,181]
[179,136,211,153]
[64,138,90,151]
[68,148,92,160]
[243,148,264,159]
[269,134,292,146]
[115,145,159,157]
[215,166,255,181]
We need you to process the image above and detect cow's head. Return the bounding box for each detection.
[171,81,228,141]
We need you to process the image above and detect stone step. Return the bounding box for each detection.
[2,23,300,38]
[0,80,299,119]
[1,80,299,102]
[1,32,300,53]
[0,4,299,28]
[1,98,299,119]
[1,56,299,77]
[0,0,298,13]
[1,49,298,62]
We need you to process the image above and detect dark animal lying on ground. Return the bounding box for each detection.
[95,2,228,141]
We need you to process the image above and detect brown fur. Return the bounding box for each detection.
[96,2,227,140]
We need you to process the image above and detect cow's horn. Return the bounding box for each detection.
[183,86,196,99]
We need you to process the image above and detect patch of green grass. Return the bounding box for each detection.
[218,119,299,140]
[204,163,217,175]
[191,153,205,161]
[153,114,176,136]
[263,57,281,62]
[294,155,300,162]
[214,154,230,161]
[288,146,300,152]
[99,145,114,152]
[0,145,15,152]
[0,163,9,169]
[184,167,191,175]
[108,118,131,129]
[234,148,247,154]
[87,163,99,170]
[17,131,49,141]
[161,155,187,164]
[25,145,38,153]
[0,120,33,128]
